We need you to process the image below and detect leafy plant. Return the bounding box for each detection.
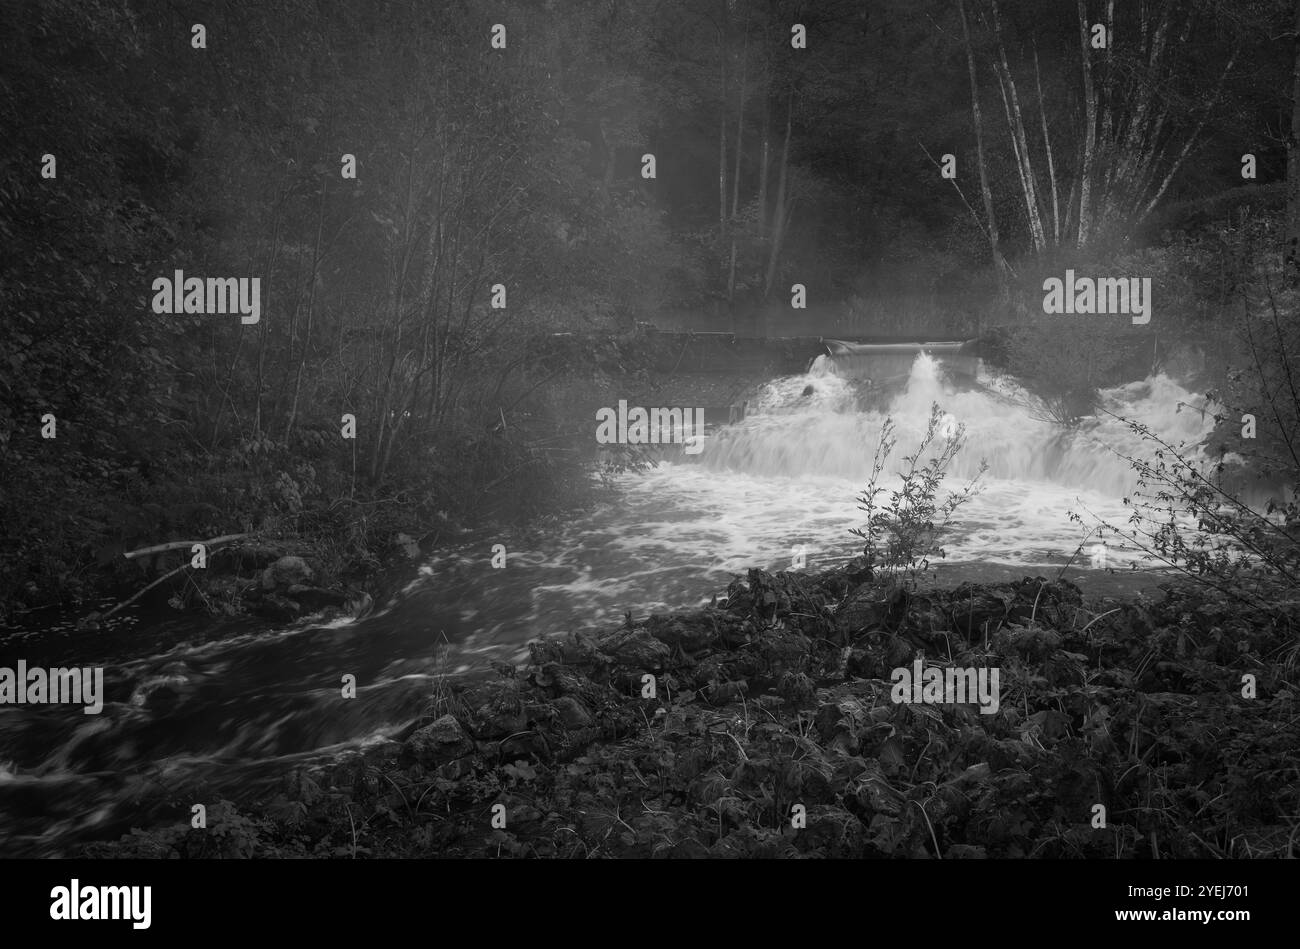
[850,403,988,586]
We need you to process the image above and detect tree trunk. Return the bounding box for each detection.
[731,35,748,219]
[763,92,793,301]
[990,0,1046,254]
[1077,0,1098,246]
[285,179,328,443]
[1032,40,1061,246]
[1288,0,1300,278]
[757,75,771,238]
[718,0,729,236]
[959,0,1004,282]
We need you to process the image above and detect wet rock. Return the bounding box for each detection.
[403,714,473,766]
[528,661,588,696]
[597,627,673,671]
[361,738,404,767]
[346,591,374,617]
[253,594,301,622]
[260,555,314,591]
[552,695,593,729]
[946,583,1011,638]
[285,584,347,612]
[529,635,604,670]
[843,555,874,586]
[456,680,528,738]
[645,613,717,653]
[130,663,193,713]
[836,583,898,637]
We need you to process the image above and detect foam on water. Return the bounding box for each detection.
[0,351,1251,855]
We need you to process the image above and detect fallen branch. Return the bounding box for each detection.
[103,562,192,618]
[123,533,253,561]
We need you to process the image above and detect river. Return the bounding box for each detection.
[0,351,1238,855]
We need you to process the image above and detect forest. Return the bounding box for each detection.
[4,0,1297,616]
[2,0,1299,867]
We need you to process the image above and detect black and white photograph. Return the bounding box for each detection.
[1,0,1295,929]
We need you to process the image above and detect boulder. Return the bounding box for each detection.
[260,556,314,591]
[285,584,347,612]
[597,628,673,671]
[645,614,717,652]
[403,714,473,766]
[253,594,301,622]
[836,583,899,637]
[551,695,593,729]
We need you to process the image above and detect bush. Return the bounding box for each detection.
[850,403,988,586]
[1077,248,1300,615]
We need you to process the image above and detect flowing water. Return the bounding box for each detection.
[0,352,1247,855]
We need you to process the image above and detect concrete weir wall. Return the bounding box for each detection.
[595,331,982,439]
[638,330,981,378]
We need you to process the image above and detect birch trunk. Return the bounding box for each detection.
[1077,0,1098,246]
[990,0,1047,253]
[959,0,1004,280]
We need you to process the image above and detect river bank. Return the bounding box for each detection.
[83,563,1300,859]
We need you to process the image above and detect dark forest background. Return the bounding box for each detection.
[3,0,1298,618]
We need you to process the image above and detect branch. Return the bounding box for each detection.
[123,533,254,561]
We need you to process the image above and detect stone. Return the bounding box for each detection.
[253,594,301,622]
[285,584,347,611]
[552,695,593,728]
[260,555,314,591]
[403,714,473,766]
[596,628,673,671]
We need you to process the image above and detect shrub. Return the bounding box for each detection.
[850,402,988,586]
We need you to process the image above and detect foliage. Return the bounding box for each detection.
[82,567,1300,860]
[1074,239,1300,613]
[850,403,988,585]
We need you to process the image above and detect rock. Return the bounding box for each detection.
[836,583,898,637]
[403,714,473,766]
[456,680,528,738]
[946,583,1010,638]
[253,594,301,622]
[285,584,347,612]
[551,695,593,728]
[596,628,673,671]
[645,614,717,652]
[843,555,874,585]
[260,556,314,591]
[361,738,403,767]
[345,592,374,617]
[130,664,193,713]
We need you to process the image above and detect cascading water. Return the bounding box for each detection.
[0,350,1235,856]
[706,353,1215,496]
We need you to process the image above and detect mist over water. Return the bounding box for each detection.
[0,351,1228,855]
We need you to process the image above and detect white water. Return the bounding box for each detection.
[0,351,1248,856]
[398,353,1232,666]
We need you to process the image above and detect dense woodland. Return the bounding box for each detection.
[2,0,1299,619]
